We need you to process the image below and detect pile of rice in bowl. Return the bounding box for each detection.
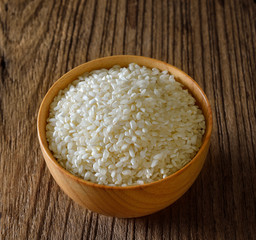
[46,63,205,186]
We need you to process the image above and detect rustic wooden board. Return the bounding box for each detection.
[0,0,255,239]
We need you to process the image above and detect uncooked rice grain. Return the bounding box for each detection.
[46,63,205,186]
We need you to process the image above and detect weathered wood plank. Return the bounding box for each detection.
[0,0,255,239]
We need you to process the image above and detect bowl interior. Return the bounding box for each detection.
[37,55,212,188]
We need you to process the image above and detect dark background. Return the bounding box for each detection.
[0,0,255,239]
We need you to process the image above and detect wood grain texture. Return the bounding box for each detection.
[0,0,255,239]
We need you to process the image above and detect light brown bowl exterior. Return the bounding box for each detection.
[37,55,212,218]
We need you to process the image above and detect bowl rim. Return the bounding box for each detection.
[37,55,213,190]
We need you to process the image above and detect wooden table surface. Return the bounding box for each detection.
[1,0,255,239]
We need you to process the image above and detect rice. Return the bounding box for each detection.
[46,63,205,186]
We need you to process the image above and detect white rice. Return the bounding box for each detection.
[46,63,205,186]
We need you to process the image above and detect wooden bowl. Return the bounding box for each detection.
[37,55,212,218]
